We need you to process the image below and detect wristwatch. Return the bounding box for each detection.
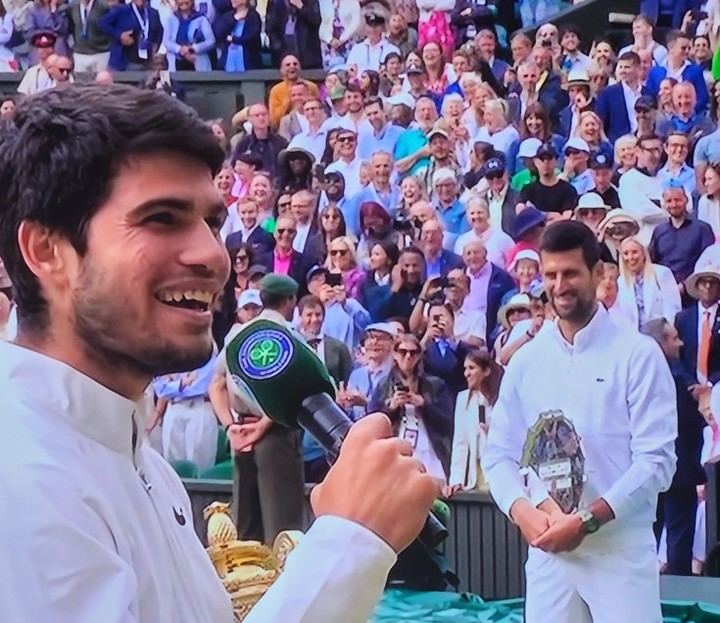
[577,509,600,534]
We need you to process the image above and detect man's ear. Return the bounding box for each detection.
[17,221,77,290]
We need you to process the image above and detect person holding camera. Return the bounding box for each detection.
[369,333,453,481]
[379,246,427,320]
[421,301,470,396]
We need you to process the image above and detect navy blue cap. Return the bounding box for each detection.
[535,143,558,159]
[481,157,505,177]
[590,153,613,169]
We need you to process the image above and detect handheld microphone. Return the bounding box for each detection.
[225,318,449,548]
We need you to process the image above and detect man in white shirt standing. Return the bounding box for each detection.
[325,128,364,198]
[288,97,327,162]
[483,220,676,623]
[0,85,439,623]
[346,12,400,74]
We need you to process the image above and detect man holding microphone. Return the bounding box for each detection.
[0,85,439,623]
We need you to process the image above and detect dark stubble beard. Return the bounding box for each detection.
[73,262,214,380]
[551,289,597,326]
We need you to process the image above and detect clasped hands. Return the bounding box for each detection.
[510,497,585,554]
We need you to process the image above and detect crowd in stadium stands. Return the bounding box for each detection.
[3,0,720,580]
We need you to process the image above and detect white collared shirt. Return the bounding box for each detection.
[293,220,312,253]
[697,302,719,385]
[487,185,509,231]
[0,341,234,622]
[325,156,364,199]
[346,36,400,72]
[621,81,642,133]
[288,126,327,162]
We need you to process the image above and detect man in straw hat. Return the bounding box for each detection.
[676,262,720,402]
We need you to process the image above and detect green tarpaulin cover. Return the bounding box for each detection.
[372,590,720,622]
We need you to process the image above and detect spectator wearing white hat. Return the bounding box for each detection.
[492,293,533,357]
[454,195,513,270]
[510,137,542,192]
[236,288,263,324]
[560,136,594,195]
[502,249,542,303]
[574,192,612,234]
[339,322,396,421]
[432,167,469,250]
[558,68,595,139]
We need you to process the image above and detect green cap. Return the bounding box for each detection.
[259,273,299,297]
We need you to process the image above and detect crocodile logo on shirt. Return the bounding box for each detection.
[173,506,187,526]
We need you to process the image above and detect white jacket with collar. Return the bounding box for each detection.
[616,263,681,329]
[449,389,492,490]
[483,305,677,555]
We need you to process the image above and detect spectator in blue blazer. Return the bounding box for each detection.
[162,0,215,72]
[597,51,645,143]
[101,0,163,71]
[645,29,709,114]
[213,0,262,71]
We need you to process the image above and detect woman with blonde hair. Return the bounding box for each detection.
[325,235,366,300]
[461,81,497,137]
[444,348,503,496]
[612,134,638,185]
[616,236,681,328]
[574,110,613,161]
[474,98,519,160]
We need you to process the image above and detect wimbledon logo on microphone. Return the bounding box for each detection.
[238,328,294,380]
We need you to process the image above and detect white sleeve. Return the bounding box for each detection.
[618,175,667,226]
[245,516,396,623]
[657,265,681,323]
[0,478,139,623]
[449,394,470,486]
[601,337,678,519]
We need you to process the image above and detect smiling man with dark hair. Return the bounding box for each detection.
[0,84,439,623]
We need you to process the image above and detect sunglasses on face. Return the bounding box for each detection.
[565,148,583,157]
[59,67,72,75]
[396,348,420,357]
[338,136,356,143]
[278,201,291,208]
[277,228,296,235]
[330,249,348,256]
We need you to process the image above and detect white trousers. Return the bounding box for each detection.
[73,51,110,73]
[524,544,662,623]
[161,398,218,473]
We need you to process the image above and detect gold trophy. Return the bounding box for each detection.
[203,502,302,621]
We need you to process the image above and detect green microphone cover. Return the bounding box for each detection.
[225,318,336,428]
